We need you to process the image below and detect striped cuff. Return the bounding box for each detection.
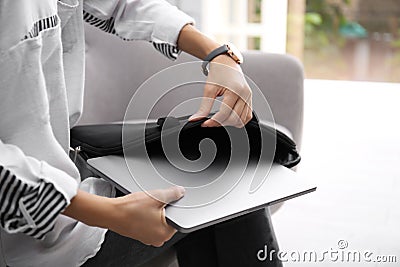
[83,10,116,34]
[22,14,59,41]
[151,42,181,60]
[150,5,194,60]
[0,166,68,240]
[82,9,193,61]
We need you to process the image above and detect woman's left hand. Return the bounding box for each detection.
[189,54,253,128]
[177,25,252,128]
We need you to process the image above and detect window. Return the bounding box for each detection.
[175,0,399,83]
[248,0,262,23]
[287,0,400,82]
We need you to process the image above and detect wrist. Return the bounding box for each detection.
[63,190,117,229]
[212,54,241,67]
[202,43,243,76]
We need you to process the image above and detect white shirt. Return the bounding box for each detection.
[0,0,193,266]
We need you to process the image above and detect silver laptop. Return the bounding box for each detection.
[87,154,316,233]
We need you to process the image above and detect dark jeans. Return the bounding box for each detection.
[82,208,282,267]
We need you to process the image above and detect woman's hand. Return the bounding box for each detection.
[63,186,185,247]
[109,187,184,247]
[177,24,253,128]
[189,54,252,128]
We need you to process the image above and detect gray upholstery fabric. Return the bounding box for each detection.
[82,24,304,267]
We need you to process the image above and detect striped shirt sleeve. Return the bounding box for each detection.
[0,166,68,240]
[0,139,78,240]
[82,0,194,60]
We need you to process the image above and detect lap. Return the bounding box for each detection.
[83,208,282,267]
[82,230,186,267]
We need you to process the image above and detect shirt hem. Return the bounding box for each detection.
[77,229,109,267]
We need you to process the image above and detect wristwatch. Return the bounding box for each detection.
[202,43,243,76]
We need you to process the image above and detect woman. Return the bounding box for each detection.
[0,0,281,266]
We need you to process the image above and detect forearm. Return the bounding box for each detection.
[63,187,182,246]
[177,24,221,60]
[63,189,115,229]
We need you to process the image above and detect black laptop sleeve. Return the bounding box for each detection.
[70,112,301,172]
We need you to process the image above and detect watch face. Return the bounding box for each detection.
[226,43,243,64]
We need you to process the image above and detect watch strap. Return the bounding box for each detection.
[201,44,229,76]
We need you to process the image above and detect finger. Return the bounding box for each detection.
[159,209,177,245]
[163,226,177,242]
[152,241,165,248]
[202,91,238,127]
[240,103,250,126]
[222,98,247,128]
[152,226,176,247]
[239,101,253,126]
[245,104,253,123]
[153,186,185,207]
[245,95,253,123]
[247,93,252,111]
[224,99,253,128]
[189,83,218,121]
[162,221,177,239]
[160,208,178,234]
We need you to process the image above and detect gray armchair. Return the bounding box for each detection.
[82,23,304,266]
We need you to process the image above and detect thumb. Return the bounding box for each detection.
[189,83,217,121]
[153,186,185,207]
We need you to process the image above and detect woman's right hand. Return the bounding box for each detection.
[63,186,185,247]
[109,186,185,247]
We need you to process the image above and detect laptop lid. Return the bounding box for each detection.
[87,155,316,233]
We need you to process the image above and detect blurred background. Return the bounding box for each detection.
[169,0,400,83]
